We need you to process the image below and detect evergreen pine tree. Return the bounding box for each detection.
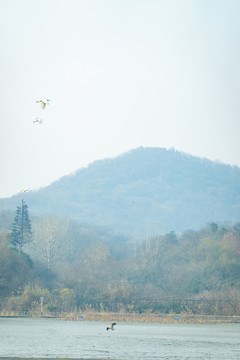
[11,199,32,250]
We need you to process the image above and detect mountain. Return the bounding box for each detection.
[0,147,240,236]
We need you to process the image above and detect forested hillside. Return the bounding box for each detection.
[0,147,239,236]
[1,220,240,315]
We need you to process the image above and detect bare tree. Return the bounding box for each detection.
[27,216,70,271]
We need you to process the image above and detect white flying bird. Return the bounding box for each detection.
[33,117,43,124]
[36,99,51,109]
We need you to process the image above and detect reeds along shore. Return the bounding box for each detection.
[1,311,240,323]
[62,312,240,324]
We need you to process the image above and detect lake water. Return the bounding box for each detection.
[0,318,240,359]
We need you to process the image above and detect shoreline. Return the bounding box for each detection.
[1,311,240,324]
[67,312,240,324]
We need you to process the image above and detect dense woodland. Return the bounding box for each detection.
[1,206,240,316]
[1,148,240,316]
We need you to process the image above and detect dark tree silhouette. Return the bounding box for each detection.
[11,199,32,250]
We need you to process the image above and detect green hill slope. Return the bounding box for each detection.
[0,147,239,236]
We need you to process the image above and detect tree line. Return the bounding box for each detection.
[0,200,240,316]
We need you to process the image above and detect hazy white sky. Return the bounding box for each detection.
[1,0,240,198]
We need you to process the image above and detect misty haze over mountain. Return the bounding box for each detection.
[0,147,239,236]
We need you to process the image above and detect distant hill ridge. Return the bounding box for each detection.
[0,147,239,236]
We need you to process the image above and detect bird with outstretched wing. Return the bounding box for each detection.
[106,322,116,331]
